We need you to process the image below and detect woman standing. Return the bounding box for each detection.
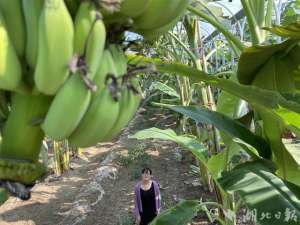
[134,168,161,225]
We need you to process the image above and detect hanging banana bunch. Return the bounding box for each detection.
[0,0,189,201]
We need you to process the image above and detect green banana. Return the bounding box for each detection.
[0,0,26,57]
[120,0,151,18]
[69,46,142,147]
[42,74,91,140]
[42,0,107,139]
[92,50,112,90]
[0,11,22,91]
[68,88,120,147]
[134,0,188,30]
[135,11,183,40]
[68,50,120,147]
[103,88,140,141]
[34,0,74,95]
[74,1,106,80]
[100,46,140,141]
[0,92,52,163]
[22,0,44,68]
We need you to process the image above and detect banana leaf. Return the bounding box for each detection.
[207,148,241,179]
[130,127,208,164]
[128,55,300,130]
[264,21,300,39]
[149,200,200,225]
[251,50,300,121]
[165,105,271,159]
[218,161,300,225]
[217,90,241,119]
[237,39,297,85]
[150,81,180,98]
[249,49,300,186]
[213,76,248,178]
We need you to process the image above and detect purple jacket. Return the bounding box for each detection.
[133,180,161,218]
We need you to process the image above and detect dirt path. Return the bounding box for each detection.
[0,108,213,225]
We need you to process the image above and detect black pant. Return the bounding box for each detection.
[140,212,157,225]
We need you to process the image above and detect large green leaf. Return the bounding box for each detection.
[258,107,300,187]
[207,147,241,179]
[166,105,271,159]
[217,90,241,118]
[150,81,180,98]
[130,127,208,164]
[128,55,300,138]
[232,138,260,159]
[250,47,300,186]
[250,50,300,130]
[149,200,200,225]
[218,161,300,225]
[128,55,300,115]
[214,76,247,178]
[237,39,296,85]
[264,21,300,39]
[208,137,263,179]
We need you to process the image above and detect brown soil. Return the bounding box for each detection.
[0,108,215,225]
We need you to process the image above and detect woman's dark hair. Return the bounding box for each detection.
[141,167,152,175]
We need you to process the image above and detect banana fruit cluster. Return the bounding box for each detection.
[113,0,189,40]
[0,0,187,187]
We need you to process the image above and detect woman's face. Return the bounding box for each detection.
[141,170,152,181]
